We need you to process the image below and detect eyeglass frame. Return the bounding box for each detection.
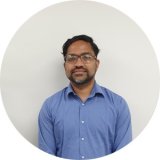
[64,52,97,64]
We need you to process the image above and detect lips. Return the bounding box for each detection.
[71,69,87,76]
[72,68,87,73]
[73,70,86,73]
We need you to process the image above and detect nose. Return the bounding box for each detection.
[75,57,84,66]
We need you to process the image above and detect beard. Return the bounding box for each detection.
[67,68,95,85]
[69,73,94,85]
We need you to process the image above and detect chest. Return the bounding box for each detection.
[53,97,117,139]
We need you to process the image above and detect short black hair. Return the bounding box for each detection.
[62,35,100,57]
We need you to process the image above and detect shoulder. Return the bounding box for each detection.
[46,87,67,104]
[40,87,68,115]
[100,86,125,102]
[100,85,130,113]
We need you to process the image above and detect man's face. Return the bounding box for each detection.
[64,40,99,85]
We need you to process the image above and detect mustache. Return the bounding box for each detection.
[71,67,88,73]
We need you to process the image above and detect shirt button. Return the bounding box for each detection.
[82,103,85,106]
[81,156,85,159]
[81,137,85,141]
[81,120,85,124]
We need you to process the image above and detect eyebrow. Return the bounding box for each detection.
[67,52,93,56]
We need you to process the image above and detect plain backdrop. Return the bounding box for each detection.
[0,0,159,157]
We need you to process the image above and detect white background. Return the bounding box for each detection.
[0,0,159,147]
[0,0,160,160]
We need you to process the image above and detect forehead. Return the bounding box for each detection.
[67,40,93,53]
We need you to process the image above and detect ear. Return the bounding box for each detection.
[96,59,100,68]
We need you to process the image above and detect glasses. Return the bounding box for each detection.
[65,53,97,64]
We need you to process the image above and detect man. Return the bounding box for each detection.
[38,35,132,159]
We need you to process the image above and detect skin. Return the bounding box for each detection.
[64,40,100,101]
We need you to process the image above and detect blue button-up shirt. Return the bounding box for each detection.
[38,82,132,159]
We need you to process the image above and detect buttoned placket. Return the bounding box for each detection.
[79,102,86,159]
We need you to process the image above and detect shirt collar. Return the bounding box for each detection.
[66,81,105,97]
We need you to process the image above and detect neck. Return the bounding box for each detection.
[71,79,95,102]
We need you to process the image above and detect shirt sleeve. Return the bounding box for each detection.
[38,100,56,155]
[113,97,132,152]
